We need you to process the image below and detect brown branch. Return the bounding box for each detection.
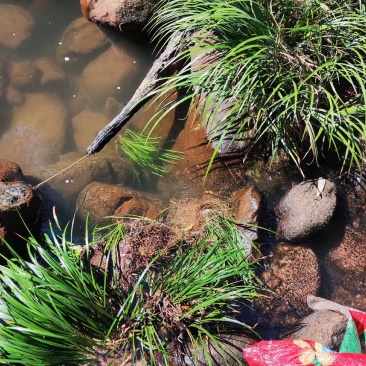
[86,32,184,156]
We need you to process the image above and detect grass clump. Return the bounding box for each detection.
[116,129,183,183]
[149,0,366,175]
[0,216,263,365]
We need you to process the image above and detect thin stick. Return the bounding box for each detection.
[33,155,88,189]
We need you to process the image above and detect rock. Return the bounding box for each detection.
[0,181,41,255]
[253,243,321,330]
[277,179,337,241]
[9,60,40,89]
[34,57,65,85]
[72,109,111,154]
[157,106,247,198]
[0,93,68,169]
[76,181,164,223]
[0,5,34,49]
[0,160,25,182]
[81,0,156,31]
[57,17,108,62]
[287,310,347,351]
[27,155,119,213]
[6,85,25,106]
[231,185,264,255]
[82,46,137,104]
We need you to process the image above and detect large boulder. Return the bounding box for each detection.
[277,179,337,241]
[0,5,34,49]
[0,93,68,169]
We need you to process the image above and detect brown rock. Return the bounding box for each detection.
[0,5,34,49]
[82,46,137,104]
[28,155,118,212]
[76,182,163,223]
[34,57,65,85]
[83,0,156,31]
[72,109,112,154]
[0,181,41,254]
[232,185,263,223]
[9,60,39,89]
[0,160,25,182]
[231,185,264,256]
[277,179,337,241]
[0,93,67,169]
[58,17,108,61]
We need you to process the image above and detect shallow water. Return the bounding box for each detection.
[0,1,157,214]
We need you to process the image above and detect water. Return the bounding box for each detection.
[0,0,159,222]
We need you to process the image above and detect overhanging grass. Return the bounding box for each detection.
[148,0,366,176]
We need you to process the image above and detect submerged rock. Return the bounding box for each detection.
[72,109,111,154]
[34,57,65,85]
[82,46,137,104]
[0,5,34,49]
[277,179,337,241]
[8,59,40,89]
[57,17,108,62]
[0,93,67,169]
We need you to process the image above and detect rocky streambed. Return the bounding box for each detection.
[1,0,366,364]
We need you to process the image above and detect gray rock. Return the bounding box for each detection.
[277,179,337,241]
[287,310,347,351]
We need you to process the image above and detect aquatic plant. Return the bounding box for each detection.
[0,216,262,365]
[149,0,366,176]
[116,129,183,183]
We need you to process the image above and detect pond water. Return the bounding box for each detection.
[1,0,366,344]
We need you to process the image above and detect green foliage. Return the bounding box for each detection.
[116,129,183,183]
[0,217,263,365]
[149,0,366,175]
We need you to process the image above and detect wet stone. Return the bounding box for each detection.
[0,5,34,49]
[277,179,337,242]
[0,183,28,206]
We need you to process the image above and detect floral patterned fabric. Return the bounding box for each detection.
[243,303,366,366]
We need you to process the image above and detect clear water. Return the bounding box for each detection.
[0,0,157,219]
